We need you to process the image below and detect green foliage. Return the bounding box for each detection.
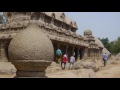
[100,38,109,49]
[100,37,120,54]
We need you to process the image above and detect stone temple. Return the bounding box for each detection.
[0,12,110,62]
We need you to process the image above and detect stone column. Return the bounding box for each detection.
[94,49,95,59]
[91,49,94,59]
[89,49,92,58]
[72,47,75,56]
[95,49,96,59]
[83,47,88,60]
[0,42,8,62]
[92,49,95,59]
[77,48,80,61]
[65,46,69,55]
[57,44,60,49]
[98,48,103,59]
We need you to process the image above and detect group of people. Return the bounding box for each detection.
[55,48,109,70]
[56,49,75,70]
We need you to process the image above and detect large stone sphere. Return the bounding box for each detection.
[8,21,54,77]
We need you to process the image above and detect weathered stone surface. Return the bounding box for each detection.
[0,62,16,75]
[16,71,46,77]
[8,21,54,77]
[12,60,52,71]
[46,62,62,74]
[8,22,54,61]
[72,69,96,78]
[73,60,99,72]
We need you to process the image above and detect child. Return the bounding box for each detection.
[69,55,75,70]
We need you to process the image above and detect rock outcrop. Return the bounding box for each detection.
[73,60,100,72]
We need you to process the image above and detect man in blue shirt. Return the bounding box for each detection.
[56,49,62,55]
[56,49,62,63]
[103,53,108,67]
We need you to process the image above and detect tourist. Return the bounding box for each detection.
[103,53,108,67]
[56,48,62,63]
[61,54,67,70]
[69,55,75,70]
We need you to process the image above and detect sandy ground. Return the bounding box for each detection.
[46,63,120,78]
[0,60,120,78]
[96,64,120,78]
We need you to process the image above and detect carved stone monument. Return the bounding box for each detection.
[8,20,54,77]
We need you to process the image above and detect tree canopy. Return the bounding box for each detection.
[99,37,120,55]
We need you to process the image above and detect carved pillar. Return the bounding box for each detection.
[91,49,94,59]
[57,44,60,49]
[0,42,8,62]
[90,49,92,58]
[77,48,80,61]
[72,47,75,56]
[83,47,88,59]
[91,49,93,59]
[65,46,69,55]
[94,49,96,59]
[69,26,71,31]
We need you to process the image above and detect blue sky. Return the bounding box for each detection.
[65,12,120,42]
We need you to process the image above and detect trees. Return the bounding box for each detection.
[100,38,110,50]
[100,37,120,54]
[114,37,120,54]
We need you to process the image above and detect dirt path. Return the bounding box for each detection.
[96,63,120,78]
[0,61,120,78]
[46,70,79,78]
[46,61,120,78]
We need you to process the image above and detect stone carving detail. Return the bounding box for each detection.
[0,12,86,47]
[8,21,54,77]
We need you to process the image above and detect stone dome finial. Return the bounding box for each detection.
[8,21,54,77]
[84,29,92,36]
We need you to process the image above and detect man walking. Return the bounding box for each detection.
[103,53,108,67]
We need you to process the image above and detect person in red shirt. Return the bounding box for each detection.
[61,54,68,70]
